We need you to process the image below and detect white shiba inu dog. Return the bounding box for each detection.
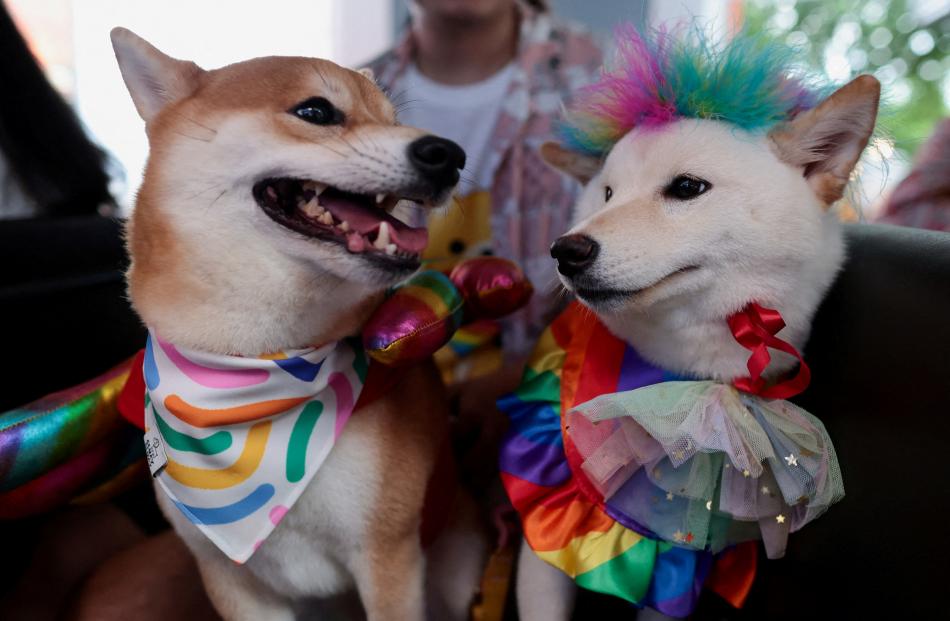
[111,28,485,621]
[516,71,880,620]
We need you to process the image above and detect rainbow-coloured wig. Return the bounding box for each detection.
[558,24,834,156]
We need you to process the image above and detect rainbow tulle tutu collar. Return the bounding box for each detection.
[498,301,842,617]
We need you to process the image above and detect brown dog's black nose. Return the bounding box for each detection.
[551,234,599,277]
[408,136,466,189]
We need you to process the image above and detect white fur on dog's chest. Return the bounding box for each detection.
[604,312,801,382]
[249,431,378,598]
[158,410,380,599]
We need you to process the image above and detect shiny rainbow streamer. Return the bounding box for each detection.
[0,359,144,518]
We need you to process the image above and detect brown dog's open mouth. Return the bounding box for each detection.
[253,178,428,265]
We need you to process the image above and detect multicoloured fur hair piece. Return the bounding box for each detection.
[558,23,835,156]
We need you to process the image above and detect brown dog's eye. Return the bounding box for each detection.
[605,186,613,202]
[664,175,710,200]
[290,97,344,126]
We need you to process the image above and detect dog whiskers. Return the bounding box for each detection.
[447,194,466,218]
[170,112,218,137]
[457,175,477,192]
[328,136,359,158]
[337,134,372,162]
[310,142,349,159]
[392,96,421,117]
[208,190,228,209]
[184,182,227,201]
[313,65,331,89]
[171,130,214,143]
[363,134,384,157]
[311,65,342,97]
[332,137,390,169]
[385,88,411,108]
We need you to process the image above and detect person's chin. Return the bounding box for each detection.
[419,0,510,23]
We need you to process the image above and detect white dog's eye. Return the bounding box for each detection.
[664,175,710,200]
[290,97,345,126]
[605,186,613,202]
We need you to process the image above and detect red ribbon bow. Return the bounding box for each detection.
[727,302,811,399]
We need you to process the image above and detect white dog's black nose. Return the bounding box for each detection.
[551,234,599,277]
[408,136,466,189]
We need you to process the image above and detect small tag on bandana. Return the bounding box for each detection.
[144,427,168,476]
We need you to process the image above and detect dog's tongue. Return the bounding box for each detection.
[319,191,427,253]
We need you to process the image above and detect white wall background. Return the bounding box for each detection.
[33,0,891,213]
[35,0,734,210]
[70,0,393,209]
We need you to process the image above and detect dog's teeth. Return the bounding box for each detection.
[374,222,391,249]
[319,211,334,225]
[302,181,327,196]
[300,198,322,218]
[385,243,397,255]
[338,220,350,232]
[381,195,400,212]
[376,193,386,205]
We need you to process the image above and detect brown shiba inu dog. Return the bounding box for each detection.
[111,28,485,621]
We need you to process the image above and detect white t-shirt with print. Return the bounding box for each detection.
[399,62,515,193]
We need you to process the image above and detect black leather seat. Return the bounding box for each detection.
[0,215,145,411]
[564,223,950,620]
[2,219,948,618]
[740,223,950,620]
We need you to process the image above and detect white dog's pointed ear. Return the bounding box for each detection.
[540,141,601,184]
[111,27,205,123]
[769,74,880,204]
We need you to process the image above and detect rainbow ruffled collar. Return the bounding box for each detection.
[498,301,842,616]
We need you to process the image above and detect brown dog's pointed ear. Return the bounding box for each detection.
[540,141,601,185]
[769,74,880,204]
[111,27,204,123]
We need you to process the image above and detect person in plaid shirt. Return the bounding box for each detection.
[368,0,603,491]
[370,0,603,359]
[878,118,950,233]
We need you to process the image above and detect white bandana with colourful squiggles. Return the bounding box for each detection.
[143,331,367,563]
